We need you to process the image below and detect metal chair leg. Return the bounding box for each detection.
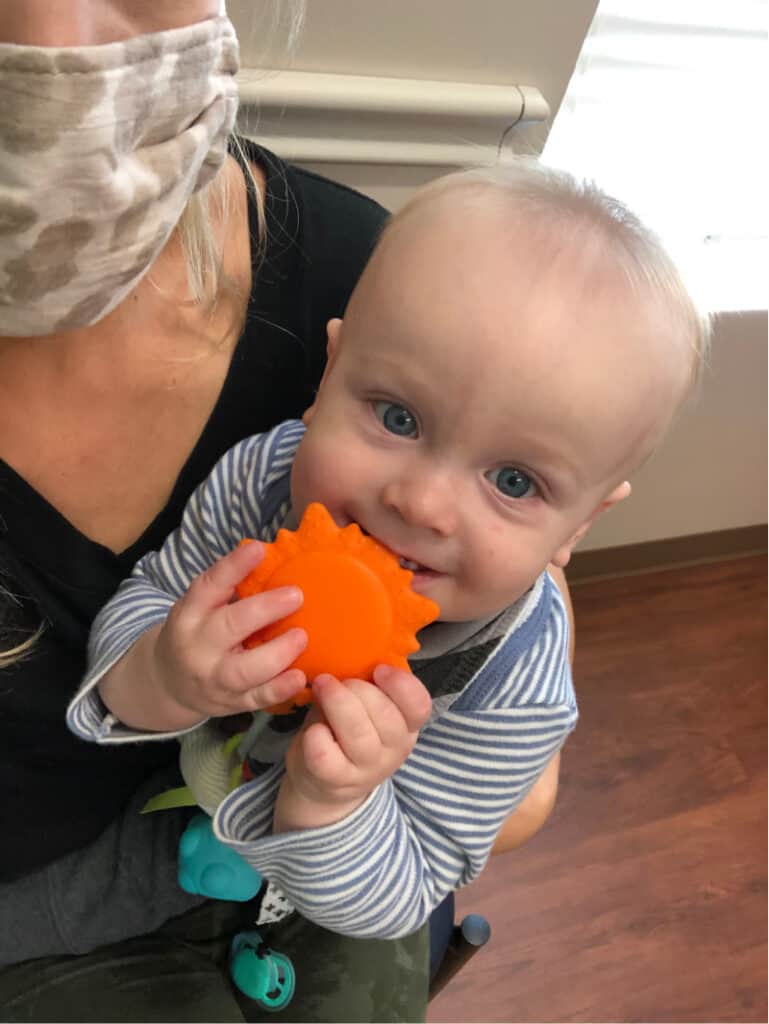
[428,913,491,1001]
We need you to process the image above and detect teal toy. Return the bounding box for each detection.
[178,813,263,901]
[230,931,295,1010]
[179,819,294,1009]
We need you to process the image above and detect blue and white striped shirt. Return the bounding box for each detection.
[67,420,577,939]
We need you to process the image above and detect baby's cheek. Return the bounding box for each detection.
[299,456,351,515]
[469,541,528,610]
[290,444,324,511]
[475,532,508,580]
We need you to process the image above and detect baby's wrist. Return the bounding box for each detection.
[273,777,367,833]
[149,629,210,731]
[98,627,205,732]
[149,694,207,732]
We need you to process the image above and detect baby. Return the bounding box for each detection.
[68,160,708,939]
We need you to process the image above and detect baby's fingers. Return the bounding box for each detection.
[241,667,308,713]
[211,586,304,650]
[372,665,432,733]
[312,675,381,768]
[184,541,266,615]
[218,626,308,695]
[300,719,351,785]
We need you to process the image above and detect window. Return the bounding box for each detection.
[542,0,767,312]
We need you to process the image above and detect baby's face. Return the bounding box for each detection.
[292,199,687,621]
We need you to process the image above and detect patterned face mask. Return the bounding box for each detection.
[0,15,239,336]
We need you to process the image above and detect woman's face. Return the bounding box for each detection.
[0,1,222,46]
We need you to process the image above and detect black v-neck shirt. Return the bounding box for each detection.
[0,142,388,881]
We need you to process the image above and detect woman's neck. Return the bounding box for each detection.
[0,155,257,551]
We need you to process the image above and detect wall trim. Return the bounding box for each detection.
[568,525,767,584]
[236,69,549,166]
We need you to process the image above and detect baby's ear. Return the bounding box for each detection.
[551,481,632,568]
[326,317,343,357]
[302,319,344,426]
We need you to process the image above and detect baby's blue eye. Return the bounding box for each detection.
[487,466,536,499]
[374,401,418,437]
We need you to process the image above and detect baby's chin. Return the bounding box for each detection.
[425,583,531,624]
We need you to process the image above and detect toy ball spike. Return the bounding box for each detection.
[236,503,440,712]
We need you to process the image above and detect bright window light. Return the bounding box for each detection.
[542,0,767,313]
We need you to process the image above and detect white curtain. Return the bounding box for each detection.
[542,0,767,312]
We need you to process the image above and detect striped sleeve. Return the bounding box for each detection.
[66,423,303,744]
[213,578,577,939]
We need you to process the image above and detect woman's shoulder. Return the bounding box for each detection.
[286,160,389,248]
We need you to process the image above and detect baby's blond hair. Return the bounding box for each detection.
[383,160,711,399]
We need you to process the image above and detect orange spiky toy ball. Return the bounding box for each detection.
[235,503,440,713]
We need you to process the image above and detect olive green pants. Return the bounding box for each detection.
[0,901,429,1023]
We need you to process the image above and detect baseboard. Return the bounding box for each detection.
[568,524,767,583]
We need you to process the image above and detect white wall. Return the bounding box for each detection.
[580,310,767,550]
[234,1,597,98]
[233,0,598,198]
[232,1,768,549]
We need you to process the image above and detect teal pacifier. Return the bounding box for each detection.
[230,930,295,1011]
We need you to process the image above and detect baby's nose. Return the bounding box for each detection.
[382,474,457,537]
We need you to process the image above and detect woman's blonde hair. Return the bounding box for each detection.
[176,134,266,315]
[173,0,307,311]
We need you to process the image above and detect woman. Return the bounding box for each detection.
[0,2,568,1020]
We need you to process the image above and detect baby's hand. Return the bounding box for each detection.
[153,542,308,718]
[274,665,433,831]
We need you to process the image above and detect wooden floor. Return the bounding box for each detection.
[428,556,767,1024]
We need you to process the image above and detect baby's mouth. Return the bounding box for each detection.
[397,555,443,581]
[358,525,437,576]
[398,556,423,572]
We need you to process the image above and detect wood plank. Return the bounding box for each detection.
[568,526,766,582]
[428,556,767,1023]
